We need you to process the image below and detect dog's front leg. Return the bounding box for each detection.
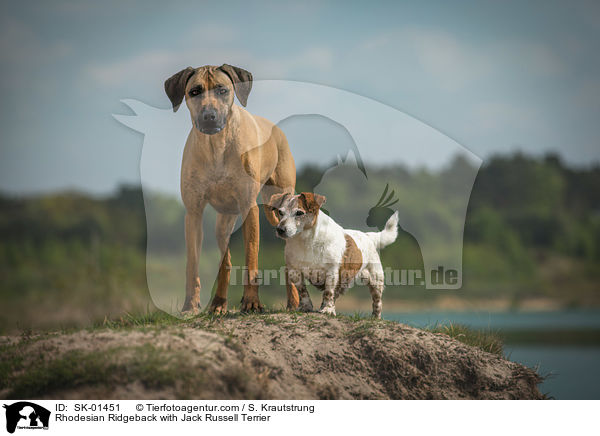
[209,213,237,314]
[183,207,205,314]
[240,204,263,312]
[297,283,313,312]
[318,271,338,316]
[285,268,301,310]
[288,269,311,312]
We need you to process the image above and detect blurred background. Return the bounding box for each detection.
[1,0,599,399]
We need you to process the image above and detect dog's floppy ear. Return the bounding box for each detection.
[299,192,326,214]
[164,67,196,112]
[264,192,289,226]
[268,192,289,209]
[219,64,253,107]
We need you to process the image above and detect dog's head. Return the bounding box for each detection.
[164,64,252,135]
[269,192,326,239]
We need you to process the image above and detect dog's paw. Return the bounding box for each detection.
[318,306,336,316]
[208,296,228,314]
[181,297,201,316]
[240,295,264,313]
[181,309,200,318]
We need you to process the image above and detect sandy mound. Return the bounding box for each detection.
[0,313,543,399]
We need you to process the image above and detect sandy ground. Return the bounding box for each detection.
[0,313,543,400]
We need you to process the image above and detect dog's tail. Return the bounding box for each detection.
[370,211,399,250]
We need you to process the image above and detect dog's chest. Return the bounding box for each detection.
[183,147,258,214]
[284,233,345,273]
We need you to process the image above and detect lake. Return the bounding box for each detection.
[383,309,600,399]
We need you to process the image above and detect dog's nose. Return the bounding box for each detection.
[203,109,217,122]
[276,227,286,236]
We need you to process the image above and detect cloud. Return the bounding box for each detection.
[348,26,577,147]
[0,17,73,68]
[355,26,568,92]
[83,45,334,89]
[572,78,600,111]
[83,23,567,100]
[469,101,546,134]
[401,28,493,92]
[85,50,195,87]
[494,40,567,77]
[254,47,334,77]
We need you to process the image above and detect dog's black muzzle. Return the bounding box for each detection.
[196,107,226,134]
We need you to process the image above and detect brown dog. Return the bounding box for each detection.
[164,64,299,313]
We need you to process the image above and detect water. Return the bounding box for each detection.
[384,309,600,330]
[507,346,600,399]
[383,309,600,399]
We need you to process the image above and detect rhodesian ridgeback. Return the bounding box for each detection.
[164,64,299,313]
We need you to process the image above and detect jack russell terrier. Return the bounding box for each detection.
[269,192,399,318]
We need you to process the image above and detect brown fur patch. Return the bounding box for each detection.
[337,234,363,293]
[298,192,326,227]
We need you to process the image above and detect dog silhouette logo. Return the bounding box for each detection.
[3,402,50,433]
[114,79,482,314]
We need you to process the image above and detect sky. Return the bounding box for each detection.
[0,0,599,194]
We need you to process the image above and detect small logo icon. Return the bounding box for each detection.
[367,183,398,230]
[3,402,50,434]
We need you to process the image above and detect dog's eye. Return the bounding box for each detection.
[189,88,201,97]
[295,210,305,217]
[218,88,228,95]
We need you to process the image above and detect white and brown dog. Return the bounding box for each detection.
[270,192,399,318]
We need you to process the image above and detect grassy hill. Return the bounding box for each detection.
[0,312,543,400]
